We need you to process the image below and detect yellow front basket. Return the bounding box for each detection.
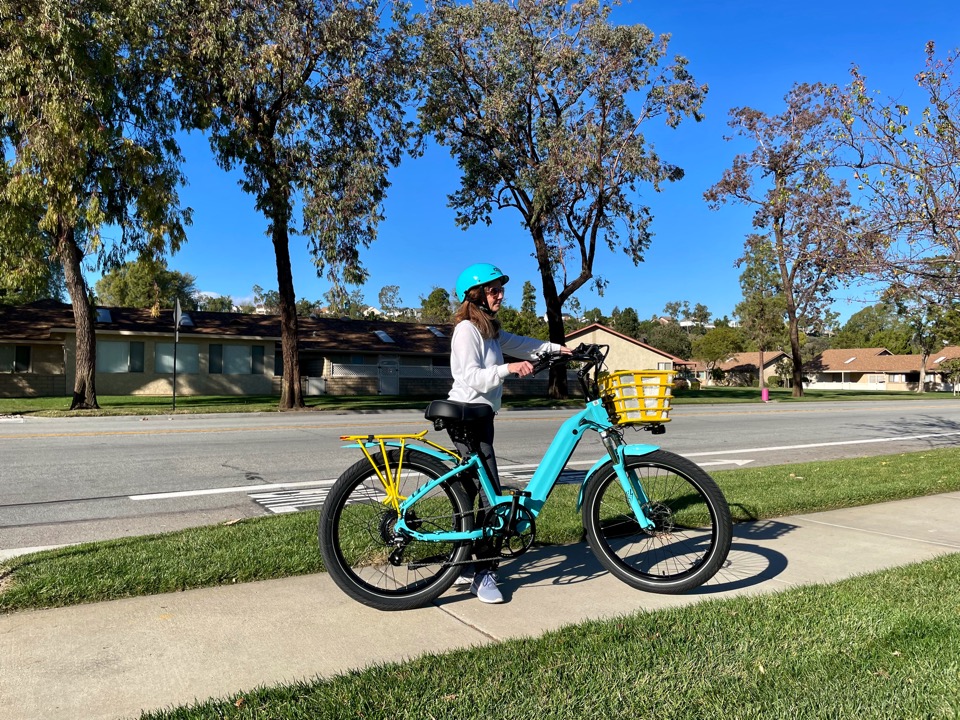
[598,369,675,425]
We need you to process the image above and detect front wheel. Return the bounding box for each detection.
[582,449,732,594]
[318,451,474,611]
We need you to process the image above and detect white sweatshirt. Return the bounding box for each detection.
[447,320,561,411]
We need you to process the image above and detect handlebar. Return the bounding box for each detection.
[530,343,608,377]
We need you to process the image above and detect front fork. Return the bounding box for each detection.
[600,429,656,531]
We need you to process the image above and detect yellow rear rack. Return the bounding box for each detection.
[340,430,459,512]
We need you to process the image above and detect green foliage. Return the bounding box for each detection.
[582,307,609,326]
[832,45,960,299]
[199,295,236,313]
[938,357,960,386]
[175,0,418,291]
[609,306,642,339]
[95,258,198,311]
[832,302,911,353]
[735,235,787,352]
[419,0,706,359]
[323,286,368,319]
[0,0,189,260]
[644,322,693,359]
[692,326,746,367]
[419,286,454,324]
[707,84,860,396]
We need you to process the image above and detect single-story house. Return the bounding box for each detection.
[805,346,960,392]
[564,323,692,374]
[0,301,573,398]
[689,351,788,387]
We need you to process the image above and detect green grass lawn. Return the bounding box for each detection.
[3,447,960,613]
[138,552,960,719]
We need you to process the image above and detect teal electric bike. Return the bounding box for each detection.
[318,344,732,611]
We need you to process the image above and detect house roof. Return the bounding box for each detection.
[808,346,960,373]
[0,301,454,355]
[0,300,74,342]
[564,323,693,365]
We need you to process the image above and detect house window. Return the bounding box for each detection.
[155,343,200,374]
[658,362,673,370]
[209,344,265,374]
[96,341,144,373]
[0,345,31,373]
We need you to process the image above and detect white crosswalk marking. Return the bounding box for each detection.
[248,488,331,514]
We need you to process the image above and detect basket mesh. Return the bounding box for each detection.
[598,370,674,425]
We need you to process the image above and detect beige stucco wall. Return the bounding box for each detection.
[0,342,66,398]
[63,334,278,396]
[568,328,674,373]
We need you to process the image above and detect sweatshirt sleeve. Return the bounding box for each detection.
[450,322,511,393]
[498,330,560,361]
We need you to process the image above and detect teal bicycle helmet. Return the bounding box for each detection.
[455,263,510,303]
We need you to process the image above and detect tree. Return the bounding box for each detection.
[323,286,367,319]
[378,285,403,318]
[706,84,860,397]
[582,307,608,326]
[645,322,692,360]
[610,306,642,339]
[831,43,960,302]
[199,295,236,313]
[832,302,911,353]
[420,0,705,397]
[420,287,454,324]
[735,235,787,386]
[938,357,960,392]
[888,287,958,393]
[176,0,417,409]
[1,0,189,408]
[252,285,281,314]
[499,281,548,338]
[691,326,744,378]
[662,301,690,322]
[95,259,199,312]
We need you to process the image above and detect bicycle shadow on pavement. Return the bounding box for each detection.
[439,518,796,605]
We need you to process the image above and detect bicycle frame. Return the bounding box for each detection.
[385,397,660,543]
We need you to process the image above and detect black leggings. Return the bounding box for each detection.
[446,413,500,571]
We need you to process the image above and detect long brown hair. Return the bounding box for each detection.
[455,287,500,340]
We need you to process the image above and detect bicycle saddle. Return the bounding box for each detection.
[424,400,493,423]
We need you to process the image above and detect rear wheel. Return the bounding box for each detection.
[318,451,473,611]
[582,449,731,594]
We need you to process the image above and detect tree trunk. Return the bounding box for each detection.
[918,354,928,394]
[534,241,569,399]
[271,211,304,410]
[787,315,803,397]
[56,222,99,410]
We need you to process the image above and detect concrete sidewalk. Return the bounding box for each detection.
[4,491,960,720]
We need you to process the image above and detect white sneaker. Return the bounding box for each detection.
[470,570,504,604]
[453,569,475,587]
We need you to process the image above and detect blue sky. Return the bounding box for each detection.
[105,0,960,324]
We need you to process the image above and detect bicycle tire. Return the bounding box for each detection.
[318,450,474,611]
[582,449,732,594]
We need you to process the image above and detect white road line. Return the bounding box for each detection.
[129,430,960,501]
[130,479,334,501]
[683,430,960,458]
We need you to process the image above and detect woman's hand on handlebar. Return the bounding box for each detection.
[508,360,536,377]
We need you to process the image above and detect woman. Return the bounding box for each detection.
[446,263,570,603]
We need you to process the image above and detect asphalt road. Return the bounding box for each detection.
[3,398,960,556]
